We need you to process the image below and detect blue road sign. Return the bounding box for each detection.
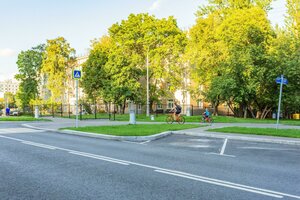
[73,70,81,79]
[275,77,288,85]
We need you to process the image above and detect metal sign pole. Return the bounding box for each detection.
[75,79,79,128]
[276,74,283,129]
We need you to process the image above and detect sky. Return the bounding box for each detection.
[0,0,287,81]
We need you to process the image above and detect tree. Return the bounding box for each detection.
[81,36,112,101]
[15,44,45,109]
[108,13,187,110]
[187,1,274,118]
[41,37,75,103]
[4,92,16,108]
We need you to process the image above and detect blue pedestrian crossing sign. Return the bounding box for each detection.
[275,77,288,85]
[73,70,81,79]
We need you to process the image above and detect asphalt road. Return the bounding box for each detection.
[1,122,300,200]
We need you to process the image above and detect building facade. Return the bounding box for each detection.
[0,79,19,96]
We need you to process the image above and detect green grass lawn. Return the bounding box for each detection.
[63,124,202,136]
[62,113,300,126]
[0,116,51,121]
[207,126,300,138]
[108,114,300,125]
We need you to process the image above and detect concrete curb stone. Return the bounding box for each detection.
[174,131,300,146]
[59,129,173,142]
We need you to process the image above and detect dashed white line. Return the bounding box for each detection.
[69,151,130,165]
[22,141,56,150]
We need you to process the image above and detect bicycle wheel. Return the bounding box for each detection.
[208,117,213,125]
[178,116,185,124]
[166,116,174,124]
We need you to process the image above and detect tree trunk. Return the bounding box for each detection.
[243,105,248,119]
[213,103,219,116]
[248,106,256,119]
[122,99,126,114]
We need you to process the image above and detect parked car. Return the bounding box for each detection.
[10,110,20,116]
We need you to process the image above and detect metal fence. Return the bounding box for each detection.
[17,102,233,120]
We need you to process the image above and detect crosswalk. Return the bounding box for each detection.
[0,128,44,134]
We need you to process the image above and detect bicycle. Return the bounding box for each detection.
[201,115,213,125]
[166,113,185,124]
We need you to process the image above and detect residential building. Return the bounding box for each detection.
[0,79,19,95]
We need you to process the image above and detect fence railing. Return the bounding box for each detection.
[16,103,233,120]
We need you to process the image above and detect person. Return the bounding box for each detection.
[170,101,182,121]
[5,107,10,116]
[202,108,210,122]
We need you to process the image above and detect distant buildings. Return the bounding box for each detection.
[0,79,19,97]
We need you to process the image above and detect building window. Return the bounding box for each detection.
[156,104,162,109]
[167,99,174,109]
[197,100,203,108]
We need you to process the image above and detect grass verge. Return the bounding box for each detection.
[207,126,300,138]
[82,114,300,125]
[62,124,203,136]
[0,116,50,121]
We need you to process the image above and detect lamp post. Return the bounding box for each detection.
[146,51,150,117]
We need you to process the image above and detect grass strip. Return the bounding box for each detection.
[76,114,300,125]
[0,116,50,121]
[63,124,202,136]
[207,126,300,138]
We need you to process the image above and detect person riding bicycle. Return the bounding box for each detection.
[170,101,182,121]
[202,108,210,122]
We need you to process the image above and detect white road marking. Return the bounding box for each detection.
[0,128,44,134]
[69,151,130,165]
[220,138,228,155]
[1,135,300,199]
[206,152,236,157]
[238,147,297,151]
[155,170,283,198]
[22,141,56,150]
[22,124,56,131]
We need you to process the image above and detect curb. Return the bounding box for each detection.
[59,129,172,142]
[174,131,300,146]
[22,123,172,142]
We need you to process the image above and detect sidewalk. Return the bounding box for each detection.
[23,117,300,145]
[175,124,300,145]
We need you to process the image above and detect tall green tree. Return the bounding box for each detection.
[108,13,187,108]
[187,0,274,118]
[81,36,112,101]
[41,37,75,103]
[15,44,45,108]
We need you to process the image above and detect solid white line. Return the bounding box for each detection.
[69,151,129,165]
[155,170,283,198]
[0,135,26,142]
[22,141,56,150]
[154,169,300,200]
[220,138,228,155]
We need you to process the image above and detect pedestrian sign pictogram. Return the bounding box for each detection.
[275,77,288,85]
[73,70,81,79]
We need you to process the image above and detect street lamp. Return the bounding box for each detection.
[146,50,150,117]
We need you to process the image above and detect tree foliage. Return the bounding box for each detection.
[15,44,45,108]
[41,37,75,103]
